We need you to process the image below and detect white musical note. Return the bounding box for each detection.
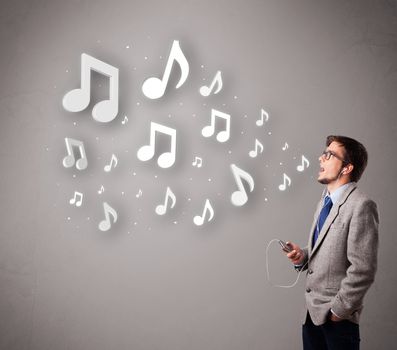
[282,142,289,151]
[279,173,292,191]
[137,122,177,168]
[135,189,142,198]
[256,108,269,127]
[98,202,118,232]
[230,164,255,206]
[63,137,88,170]
[63,53,119,123]
[193,199,214,226]
[199,70,223,96]
[142,40,189,99]
[97,185,105,194]
[192,156,203,168]
[202,109,231,143]
[249,139,264,158]
[104,154,118,172]
[121,116,128,125]
[69,191,83,207]
[155,187,176,215]
[297,155,310,172]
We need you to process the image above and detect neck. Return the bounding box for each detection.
[327,177,350,194]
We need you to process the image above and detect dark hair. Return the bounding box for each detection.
[326,135,368,182]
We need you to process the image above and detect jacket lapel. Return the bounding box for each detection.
[309,183,357,258]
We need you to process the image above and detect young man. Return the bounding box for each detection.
[285,135,379,350]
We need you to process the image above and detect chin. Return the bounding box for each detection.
[318,177,330,185]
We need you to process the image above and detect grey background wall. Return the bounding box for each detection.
[1,0,396,349]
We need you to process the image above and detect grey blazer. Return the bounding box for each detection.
[299,182,379,325]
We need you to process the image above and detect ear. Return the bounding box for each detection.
[343,164,354,175]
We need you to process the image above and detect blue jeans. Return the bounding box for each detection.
[302,312,360,350]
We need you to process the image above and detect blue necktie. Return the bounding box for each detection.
[313,196,333,247]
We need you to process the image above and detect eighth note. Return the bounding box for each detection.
[63,137,88,170]
[230,164,255,206]
[202,109,231,143]
[98,202,118,232]
[97,185,105,194]
[62,53,119,123]
[249,139,264,158]
[193,199,214,226]
[282,142,289,151]
[297,155,310,172]
[69,191,83,207]
[121,116,128,125]
[137,122,177,168]
[104,154,118,172]
[192,156,203,168]
[135,189,143,198]
[279,173,292,191]
[200,70,223,96]
[155,187,176,216]
[142,40,189,99]
[256,108,269,127]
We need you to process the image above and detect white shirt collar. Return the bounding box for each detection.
[327,182,352,204]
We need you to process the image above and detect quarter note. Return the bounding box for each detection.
[199,70,223,96]
[63,53,119,123]
[142,40,189,99]
[98,202,118,232]
[137,122,177,168]
[279,173,292,191]
[63,137,88,170]
[193,199,214,226]
[69,191,83,207]
[202,109,231,143]
[230,164,255,206]
[155,187,176,215]
[297,155,310,172]
[249,139,264,158]
[256,108,269,127]
[104,154,118,172]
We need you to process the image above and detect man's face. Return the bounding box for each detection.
[318,141,346,185]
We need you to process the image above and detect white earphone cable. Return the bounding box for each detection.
[265,239,308,288]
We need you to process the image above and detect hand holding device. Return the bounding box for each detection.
[281,241,305,265]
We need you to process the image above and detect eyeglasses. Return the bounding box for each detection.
[321,150,349,164]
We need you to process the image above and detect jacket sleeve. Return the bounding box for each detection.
[331,199,379,318]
